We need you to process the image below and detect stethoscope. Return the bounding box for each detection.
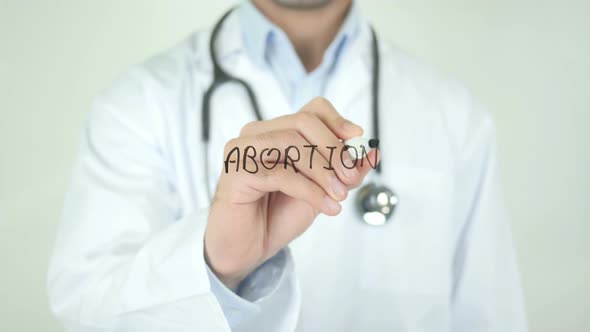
[202,8,398,226]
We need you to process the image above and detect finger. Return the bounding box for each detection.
[229,161,342,216]
[223,131,349,202]
[239,112,361,185]
[300,97,363,140]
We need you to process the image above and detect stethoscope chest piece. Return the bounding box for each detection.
[356,182,398,226]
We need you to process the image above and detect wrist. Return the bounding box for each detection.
[203,242,249,291]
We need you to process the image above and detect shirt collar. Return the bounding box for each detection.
[238,0,361,71]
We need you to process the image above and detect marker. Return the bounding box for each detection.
[343,137,380,160]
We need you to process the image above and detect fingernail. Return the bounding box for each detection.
[323,196,342,214]
[342,120,363,134]
[340,151,358,178]
[330,176,348,199]
[341,153,359,178]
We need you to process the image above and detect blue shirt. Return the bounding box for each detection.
[238,0,361,110]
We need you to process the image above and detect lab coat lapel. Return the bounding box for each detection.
[324,20,372,123]
[215,10,292,120]
[236,59,293,120]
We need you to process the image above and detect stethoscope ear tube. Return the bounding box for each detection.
[369,27,381,174]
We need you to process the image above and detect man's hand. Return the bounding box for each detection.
[204,97,380,289]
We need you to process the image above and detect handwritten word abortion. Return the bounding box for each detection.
[223,142,379,174]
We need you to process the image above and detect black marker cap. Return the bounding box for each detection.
[368,139,380,148]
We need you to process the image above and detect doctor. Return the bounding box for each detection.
[48,0,527,331]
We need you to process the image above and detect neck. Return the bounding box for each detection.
[252,0,352,72]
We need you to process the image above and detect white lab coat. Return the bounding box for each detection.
[48,9,527,332]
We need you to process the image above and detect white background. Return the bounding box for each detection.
[1,0,588,331]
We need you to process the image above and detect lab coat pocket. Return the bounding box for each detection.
[359,166,453,296]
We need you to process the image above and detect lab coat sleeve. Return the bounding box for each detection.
[206,248,296,328]
[450,112,528,331]
[47,71,297,331]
